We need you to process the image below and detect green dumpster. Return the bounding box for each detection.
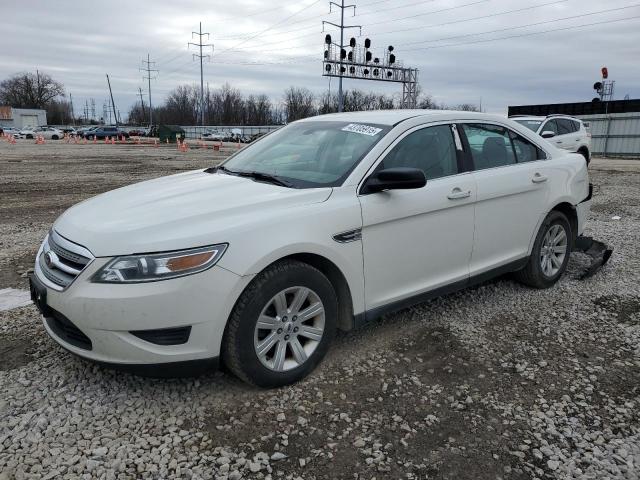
[158,125,186,143]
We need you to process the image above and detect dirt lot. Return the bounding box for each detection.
[0,139,639,480]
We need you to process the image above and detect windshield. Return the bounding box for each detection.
[514,119,543,132]
[221,121,390,188]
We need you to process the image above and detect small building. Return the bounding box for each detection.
[0,107,48,129]
[158,124,186,143]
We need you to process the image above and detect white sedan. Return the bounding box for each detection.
[30,110,595,387]
[19,126,64,140]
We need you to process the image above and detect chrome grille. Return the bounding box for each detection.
[37,231,93,290]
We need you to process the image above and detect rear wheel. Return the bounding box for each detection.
[514,211,572,289]
[52,135,59,140]
[579,148,590,165]
[222,260,337,387]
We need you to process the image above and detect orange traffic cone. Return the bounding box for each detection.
[93,136,97,144]
[105,136,109,144]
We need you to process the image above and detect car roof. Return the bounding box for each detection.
[296,109,513,127]
[511,115,582,122]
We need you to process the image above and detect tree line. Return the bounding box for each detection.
[0,70,479,127]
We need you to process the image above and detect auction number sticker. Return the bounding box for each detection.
[341,123,383,136]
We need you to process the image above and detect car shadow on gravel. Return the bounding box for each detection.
[200,318,531,479]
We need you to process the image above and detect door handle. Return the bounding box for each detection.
[532,173,548,184]
[447,188,471,200]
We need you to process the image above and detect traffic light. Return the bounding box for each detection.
[350,37,356,48]
[593,81,603,92]
[365,51,372,62]
[601,67,608,79]
[325,34,332,45]
[364,38,371,48]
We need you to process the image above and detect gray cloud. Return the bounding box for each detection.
[1,0,638,117]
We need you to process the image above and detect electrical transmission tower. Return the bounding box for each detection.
[140,54,158,128]
[189,22,213,126]
[322,1,361,112]
[90,99,96,120]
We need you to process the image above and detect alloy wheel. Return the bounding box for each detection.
[540,223,568,277]
[253,286,325,372]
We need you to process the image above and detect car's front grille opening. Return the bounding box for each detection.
[39,232,92,289]
[130,326,192,346]
[46,311,93,350]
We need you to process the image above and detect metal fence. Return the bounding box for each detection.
[575,112,640,158]
[180,125,282,140]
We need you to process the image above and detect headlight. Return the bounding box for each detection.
[91,244,227,283]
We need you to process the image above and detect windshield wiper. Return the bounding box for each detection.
[206,165,293,188]
[230,170,294,188]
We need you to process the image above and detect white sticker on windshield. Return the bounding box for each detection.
[341,123,383,136]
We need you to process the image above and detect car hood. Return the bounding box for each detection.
[54,170,332,257]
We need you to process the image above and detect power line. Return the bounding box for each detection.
[393,3,640,48]
[213,0,570,59]
[215,0,324,55]
[213,0,493,57]
[400,14,640,52]
[188,22,213,126]
[140,53,158,127]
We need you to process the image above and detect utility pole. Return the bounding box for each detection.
[323,1,360,112]
[106,74,118,127]
[140,54,158,128]
[69,93,75,125]
[138,87,146,123]
[189,22,213,126]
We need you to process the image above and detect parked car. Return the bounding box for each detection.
[19,126,64,140]
[30,110,593,387]
[84,126,129,140]
[1,126,20,138]
[201,129,227,141]
[511,115,591,164]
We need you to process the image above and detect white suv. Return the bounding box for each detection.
[30,110,592,387]
[511,115,591,164]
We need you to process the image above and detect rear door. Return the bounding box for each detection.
[460,123,551,275]
[359,123,476,310]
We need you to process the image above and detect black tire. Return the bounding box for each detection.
[26,134,33,139]
[222,260,337,388]
[514,211,572,289]
[579,148,590,165]
[88,135,94,140]
[52,135,59,140]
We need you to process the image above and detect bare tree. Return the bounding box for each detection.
[283,87,316,122]
[0,71,65,109]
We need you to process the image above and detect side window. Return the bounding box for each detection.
[461,124,516,170]
[509,131,547,162]
[381,125,458,180]
[556,119,573,135]
[541,120,558,135]
[572,120,581,132]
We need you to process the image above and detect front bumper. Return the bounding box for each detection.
[34,255,253,366]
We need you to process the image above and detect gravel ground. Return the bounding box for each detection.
[0,140,638,479]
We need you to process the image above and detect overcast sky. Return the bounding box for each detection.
[2,0,639,119]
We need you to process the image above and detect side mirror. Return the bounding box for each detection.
[362,167,426,194]
[541,131,556,139]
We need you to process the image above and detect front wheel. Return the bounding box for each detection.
[514,211,572,289]
[222,260,337,387]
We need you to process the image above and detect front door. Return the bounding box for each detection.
[359,123,476,310]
